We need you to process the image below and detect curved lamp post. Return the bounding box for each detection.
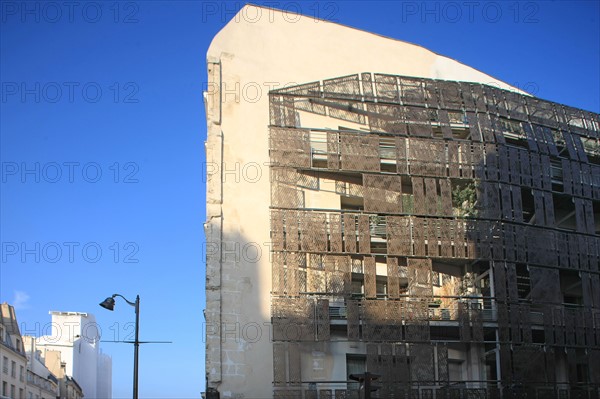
[100,294,140,399]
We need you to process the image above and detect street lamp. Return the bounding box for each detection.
[100,294,140,399]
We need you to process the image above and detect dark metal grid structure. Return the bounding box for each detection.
[268,73,600,398]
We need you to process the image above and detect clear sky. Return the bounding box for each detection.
[0,1,598,398]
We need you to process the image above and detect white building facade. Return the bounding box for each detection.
[36,312,111,399]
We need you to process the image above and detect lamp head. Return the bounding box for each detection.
[99,297,116,311]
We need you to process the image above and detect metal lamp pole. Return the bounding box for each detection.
[100,293,140,399]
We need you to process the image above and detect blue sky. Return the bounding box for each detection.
[0,1,598,397]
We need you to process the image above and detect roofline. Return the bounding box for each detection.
[239,3,522,93]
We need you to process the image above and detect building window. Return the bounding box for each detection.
[11,360,16,378]
[2,356,7,373]
[19,365,23,382]
[2,381,7,396]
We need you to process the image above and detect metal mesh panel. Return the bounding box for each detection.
[505,91,528,121]
[448,141,460,178]
[367,103,408,136]
[316,299,330,341]
[437,344,449,383]
[364,256,377,299]
[374,74,399,102]
[439,81,463,109]
[472,305,484,342]
[458,301,471,341]
[387,216,412,256]
[272,180,303,208]
[343,214,357,253]
[319,390,333,399]
[339,132,380,171]
[498,303,510,343]
[308,254,326,293]
[412,177,425,215]
[358,215,371,254]
[412,218,426,256]
[410,344,434,382]
[404,106,433,137]
[300,212,328,252]
[323,74,361,100]
[425,178,438,215]
[408,258,432,297]
[329,214,343,253]
[270,95,296,127]
[399,77,424,104]
[327,131,340,170]
[325,255,351,295]
[328,101,366,124]
[273,388,302,397]
[269,127,311,167]
[271,209,285,251]
[288,343,301,384]
[529,267,561,304]
[273,343,286,385]
[363,174,402,213]
[272,297,314,341]
[361,72,374,100]
[409,139,446,177]
[499,344,512,383]
[284,210,300,251]
[455,220,467,258]
[387,257,400,299]
[347,299,360,341]
[513,345,545,383]
[396,136,408,174]
[272,251,286,295]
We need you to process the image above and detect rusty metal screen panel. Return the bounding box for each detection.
[273,343,286,386]
[374,73,399,102]
[399,77,424,104]
[343,214,357,253]
[358,215,371,254]
[329,214,342,253]
[437,344,449,383]
[387,257,400,299]
[410,344,434,382]
[271,209,285,252]
[347,299,360,341]
[288,343,301,384]
[316,299,330,341]
[387,216,412,256]
[364,256,377,299]
[269,127,311,168]
[411,218,427,256]
[340,132,380,171]
[323,74,361,99]
[529,266,561,304]
[363,174,402,213]
[300,212,328,252]
[408,258,432,297]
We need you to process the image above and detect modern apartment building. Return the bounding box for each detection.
[204,5,600,398]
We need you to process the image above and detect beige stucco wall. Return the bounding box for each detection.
[204,5,521,397]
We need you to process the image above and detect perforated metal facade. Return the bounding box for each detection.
[268,73,600,398]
